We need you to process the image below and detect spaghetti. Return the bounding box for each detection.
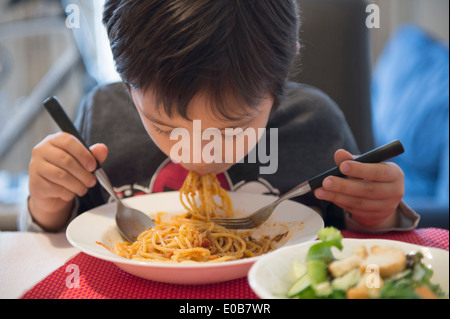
[113,171,287,263]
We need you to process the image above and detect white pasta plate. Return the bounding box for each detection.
[248,238,449,298]
[66,191,324,285]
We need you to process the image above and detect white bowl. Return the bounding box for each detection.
[66,191,324,284]
[248,238,449,298]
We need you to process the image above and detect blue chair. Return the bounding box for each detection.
[372,24,449,229]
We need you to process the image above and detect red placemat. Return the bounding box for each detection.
[21,228,448,299]
[21,254,259,299]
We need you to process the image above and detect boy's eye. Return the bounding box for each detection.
[223,128,247,140]
[152,125,171,136]
[152,123,249,139]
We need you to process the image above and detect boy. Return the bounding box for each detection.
[21,0,418,232]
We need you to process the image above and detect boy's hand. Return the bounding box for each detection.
[28,132,108,231]
[314,149,405,229]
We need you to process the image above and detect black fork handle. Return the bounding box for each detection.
[308,140,404,190]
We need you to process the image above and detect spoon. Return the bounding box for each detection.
[43,96,156,242]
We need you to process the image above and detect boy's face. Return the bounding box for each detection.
[130,88,273,175]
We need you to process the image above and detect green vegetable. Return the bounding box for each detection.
[292,260,307,279]
[294,282,346,299]
[380,281,421,299]
[387,269,412,282]
[317,226,343,243]
[306,227,343,263]
[287,227,344,298]
[287,274,311,297]
[313,281,333,296]
[307,259,328,285]
[331,268,361,291]
[295,285,317,299]
[412,262,433,285]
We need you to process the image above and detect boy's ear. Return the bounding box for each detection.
[296,42,300,55]
[123,81,131,91]
[123,82,133,99]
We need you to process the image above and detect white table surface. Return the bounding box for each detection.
[0,231,80,299]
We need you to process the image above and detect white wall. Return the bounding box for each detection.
[0,0,85,173]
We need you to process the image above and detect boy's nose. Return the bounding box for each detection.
[195,169,210,176]
[189,165,214,176]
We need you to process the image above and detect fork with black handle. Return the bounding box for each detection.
[213,140,404,229]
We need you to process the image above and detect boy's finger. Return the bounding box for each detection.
[314,188,397,214]
[31,173,77,202]
[339,161,402,182]
[321,176,399,200]
[49,132,97,172]
[37,161,90,197]
[41,145,96,189]
[334,149,356,166]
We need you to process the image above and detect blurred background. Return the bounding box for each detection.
[0,0,448,230]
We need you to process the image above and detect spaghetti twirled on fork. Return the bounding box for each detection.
[113,172,284,263]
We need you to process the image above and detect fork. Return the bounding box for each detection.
[213,140,404,229]
[43,96,156,242]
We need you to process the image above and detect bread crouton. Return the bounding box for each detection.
[360,246,406,278]
[346,286,368,299]
[353,245,368,259]
[347,272,384,299]
[329,255,363,278]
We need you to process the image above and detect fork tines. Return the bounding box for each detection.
[213,218,259,229]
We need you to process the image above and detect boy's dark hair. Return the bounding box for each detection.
[103,0,299,120]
